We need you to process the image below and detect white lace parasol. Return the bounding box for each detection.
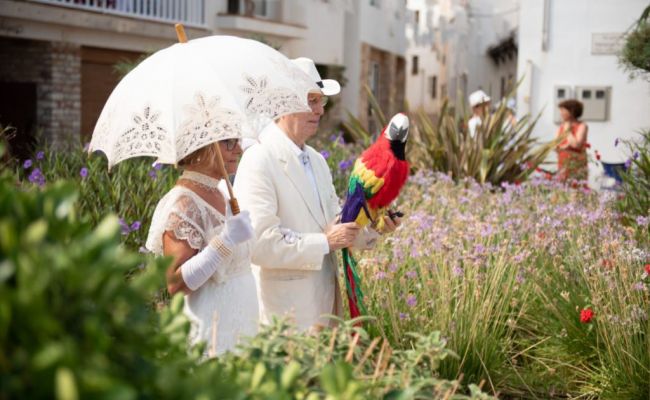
[89,35,317,168]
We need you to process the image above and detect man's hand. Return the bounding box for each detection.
[325,222,361,251]
[381,214,401,234]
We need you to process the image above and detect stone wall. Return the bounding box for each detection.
[0,37,81,149]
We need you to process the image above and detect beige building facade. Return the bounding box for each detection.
[0,0,407,154]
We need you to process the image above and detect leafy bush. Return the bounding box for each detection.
[12,144,177,251]
[619,5,650,80]
[616,129,650,242]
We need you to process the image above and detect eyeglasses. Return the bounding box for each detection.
[221,138,241,151]
[308,95,329,107]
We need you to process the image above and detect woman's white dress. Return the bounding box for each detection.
[146,186,259,357]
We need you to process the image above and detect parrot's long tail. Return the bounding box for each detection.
[342,247,366,319]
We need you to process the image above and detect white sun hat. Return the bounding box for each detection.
[291,57,341,96]
[468,90,491,108]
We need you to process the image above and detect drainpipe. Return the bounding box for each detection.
[542,0,551,51]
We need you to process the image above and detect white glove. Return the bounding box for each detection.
[220,210,254,247]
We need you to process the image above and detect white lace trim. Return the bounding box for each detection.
[176,93,243,161]
[112,106,175,165]
[240,74,310,119]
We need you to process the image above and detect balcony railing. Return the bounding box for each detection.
[32,0,206,27]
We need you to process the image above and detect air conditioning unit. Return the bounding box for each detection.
[576,86,610,121]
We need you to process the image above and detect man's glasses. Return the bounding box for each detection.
[221,138,240,151]
[308,95,329,107]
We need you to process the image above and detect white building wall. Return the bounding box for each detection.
[283,0,345,65]
[341,0,407,119]
[466,0,518,102]
[405,0,443,114]
[516,0,650,175]
[359,0,408,55]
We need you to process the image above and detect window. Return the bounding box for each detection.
[500,77,506,98]
[429,76,437,99]
[411,55,419,75]
[596,90,605,99]
[370,0,380,7]
[414,10,420,26]
[582,89,591,99]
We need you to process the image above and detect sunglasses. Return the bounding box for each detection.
[221,138,241,151]
[308,95,329,107]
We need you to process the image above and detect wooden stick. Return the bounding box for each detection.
[174,23,240,214]
[175,24,188,43]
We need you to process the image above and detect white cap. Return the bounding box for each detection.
[468,90,491,107]
[291,57,341,96]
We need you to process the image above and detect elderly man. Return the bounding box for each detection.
[234,57,396,331]
[468,89,491,138]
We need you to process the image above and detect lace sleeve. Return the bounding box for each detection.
[164,195,207,250]
[146,189,208,254]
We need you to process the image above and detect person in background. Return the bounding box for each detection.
[468,90,491,138]
[555,99,589,184]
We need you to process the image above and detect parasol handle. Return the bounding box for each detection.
[174,23,240,215]
[175,24,188,43]
[212,141,241,215]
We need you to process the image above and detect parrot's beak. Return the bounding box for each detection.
[387,113,409,143]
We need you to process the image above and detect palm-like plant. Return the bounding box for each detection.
[343,86,561,185]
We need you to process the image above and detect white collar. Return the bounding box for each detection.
[272,122,307,158]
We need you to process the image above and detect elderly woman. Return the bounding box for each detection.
[556,99,589,183]
[146,137,257,358]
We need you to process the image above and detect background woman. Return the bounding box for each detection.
[556,99,589,183]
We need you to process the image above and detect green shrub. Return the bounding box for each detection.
[616,129,650,242]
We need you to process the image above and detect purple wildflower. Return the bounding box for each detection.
[152,162,163,170]
[329,134,338,142]
[119,218,130,235]
[406,295,417,307]
[633,151,640,160]
[36,151,45,160]
[148,170,158,180]
[338,159,353,170]
[636,216,649,227]
[23,159,32,169]
[625,158,632,169]
[28,168,45,186]
[79,167,88,179]
[633,282,646,291]
[130,221,141,231]
[614,138,619,147]
[375,271,387,280]
[405,270,417,279]
[399,312,409,320]
[452,266,464,277]
[320,150,330,160]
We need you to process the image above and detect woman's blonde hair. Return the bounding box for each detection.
[178,142,221,169]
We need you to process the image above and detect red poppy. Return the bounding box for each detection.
[595,151,601,161]
[645,264,650,275]
[580,308,594,323]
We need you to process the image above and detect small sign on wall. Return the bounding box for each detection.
[591,33,624,55]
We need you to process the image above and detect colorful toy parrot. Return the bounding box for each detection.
[340,113,410,319]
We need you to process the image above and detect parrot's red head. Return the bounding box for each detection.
[381,113,409,161]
